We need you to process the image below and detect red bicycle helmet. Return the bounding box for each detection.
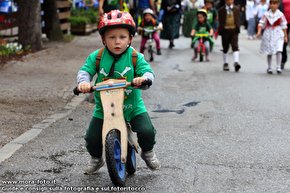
[98,10,136,36]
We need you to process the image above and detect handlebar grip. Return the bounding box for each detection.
[131,79,152,89]
[73,87,81,96]
[73,86,94,95]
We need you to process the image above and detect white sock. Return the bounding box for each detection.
[233,51,239,63]
[267,55,272,69]
[223,53,228,64]
[276,52,282,69]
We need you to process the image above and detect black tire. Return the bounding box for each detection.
[149,46,154,62]
[199,52,203,62]
[105,129,126,186]
[126,144,137,175]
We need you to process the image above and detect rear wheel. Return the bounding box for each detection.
[126,144,136,175]
[105,129,126,186]
[149,46,154,62]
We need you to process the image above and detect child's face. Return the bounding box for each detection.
[269,1,279,11]
[225,0,234,6]
[197,14,206,23]
[103,28,132,55]
[205,2,213,9]
[144,13,153,22]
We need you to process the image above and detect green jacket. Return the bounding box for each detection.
[79,47,154,121]
[192,22,214,44]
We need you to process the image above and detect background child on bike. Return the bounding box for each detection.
[138,8,162,55]
[256,0,288,74]
[77,10,161,175]
[191,9,214,62]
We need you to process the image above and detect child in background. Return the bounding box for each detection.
[204,0,218,50]
[204,0,218,32]
[256,0,269,22]
[139,8,162,55]
[191,9,214,61]
[257,0,287,74]
[246,0,257,40]
[218,0,241,72]
[77,10,161,174]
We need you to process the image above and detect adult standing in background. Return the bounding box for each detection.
[181,0,195,37]
[281,0,290,69]
[194,0,205,8]
[160,0,182,48]
[98,0,123,16]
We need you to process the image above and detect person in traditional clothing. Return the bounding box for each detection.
[160,0,182,48]
[218,0,241,72]
[257,0,288,74]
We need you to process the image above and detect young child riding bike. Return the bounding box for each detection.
[77,10,161,175]
[138,8,162,55]
[191,9,214,61]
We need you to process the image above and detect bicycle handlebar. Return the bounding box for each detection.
[73,79,152,96]
[141,27,159,33]
[194,34,210,37]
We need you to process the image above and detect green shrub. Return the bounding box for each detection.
[69,16,90,26]
[70,8,98,25]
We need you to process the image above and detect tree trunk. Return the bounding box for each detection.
[43,0,64,41]
[15,0,43,51]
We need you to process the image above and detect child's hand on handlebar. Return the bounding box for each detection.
[78,82,91,93]
[132,77,147,87]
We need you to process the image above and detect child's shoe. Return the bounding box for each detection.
[157,49,162,55]
[267,68,273,74]
[234,62,241,72]
[84,157,105,175]
[223,63,230,71]
[141,150,161,171]
[206,56,210,62]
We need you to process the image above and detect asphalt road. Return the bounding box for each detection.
[1,31,290,193]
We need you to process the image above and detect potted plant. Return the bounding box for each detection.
[69,8,99,35]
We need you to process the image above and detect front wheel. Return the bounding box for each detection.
[126,144,136,175]
[105,129,126,186]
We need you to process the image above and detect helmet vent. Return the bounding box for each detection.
[117,12,122,18]
[107,14,112,19]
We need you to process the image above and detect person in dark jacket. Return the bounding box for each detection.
[218,0,241,72]
[160,0,182,48]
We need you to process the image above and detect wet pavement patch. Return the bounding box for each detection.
[183,101,200,107]
[41,151,73,174]
[152,109,185,114]
[173,64,183,72]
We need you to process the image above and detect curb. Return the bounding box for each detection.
[0,95,86,164]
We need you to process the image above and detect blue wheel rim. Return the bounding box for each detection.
[114,138,125,179]
[130,147,136,169]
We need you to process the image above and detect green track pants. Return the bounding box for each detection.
[84,112,156,158]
